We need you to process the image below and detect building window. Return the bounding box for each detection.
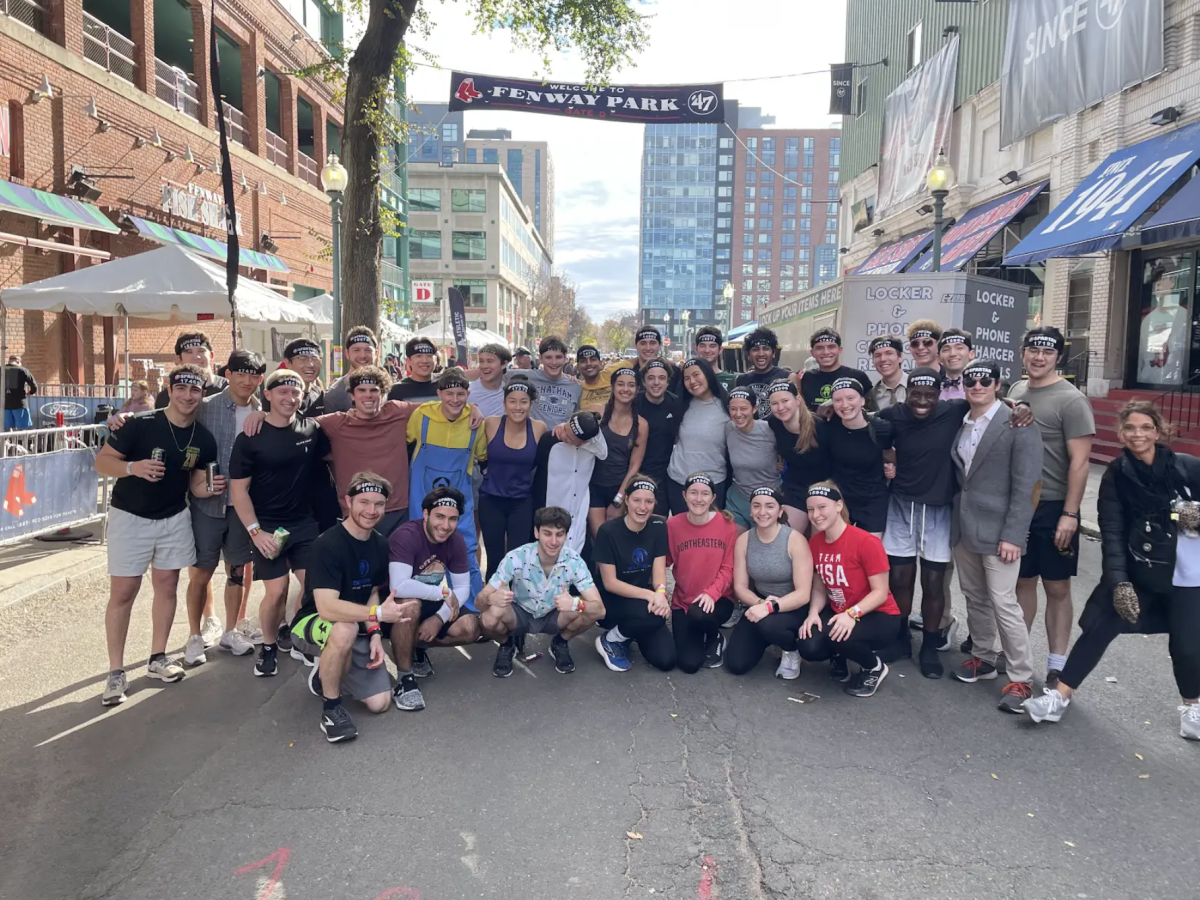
[906,21,923,71]
[757,264,771,276]
[761,202,774,214]
[758,249,772,261]
[785,187,798,200]
[781,234,796,246]
[718,186,733,198]
[717,217,731,228]
[745,187,756,199]
[785,138,799,151]
[741,293,753,306]
[409,230,442,259]
[802,171,814,184]
[781,249,795,261]
[761,151,776,167]
[454,278,487,308]
[830,152,841,168]
[716,264,730,276]
[799,202,811,215]
[761,170,775,184]
[1066,269,1092,337]
[745,152,757,168]
[464,148,476,163]
[784,152,799,168]
[780,279,794,292]
[800,219,812,231]
[782,218,795,231]
[831,137,841,151]
[717,233,731,244]
[745,170,757,183]
[758,218,773,230]
[409,188,441,212]
[743,232,754,245]
[783,203,796,215]
[803,152,815,168]
[743,218,755,230]
[760,187,774,199]
[741,278,754,290]
[716,248,731,260]
[744,202,756,214]
[742,249,754,261]
[802,187,813,199]
[756,279,771,291]
[780,265,794,277]
[742,264,755,275]
[762,137,775,152]
[452,189,486,213]
[452,231,486,260]
[829,171,840,184]
[718,202,732,213]
[798,264,810,277]
[720,137,734,148]
[856,78,868,117]
[719,171,733,182]
[719,154,733,166]
[442,123,459,142]
[827,187,839,200]
[826,217,839,231]
[506,149,524,195]
[803,137,814,151]
[757,233,771,244]
[747,137,757,150]
[483,148,498,164]
[757,293,771,306]
[799,249,811,261]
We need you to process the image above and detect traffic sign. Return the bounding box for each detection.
[663,338,671,347]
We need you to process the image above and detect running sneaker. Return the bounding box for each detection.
[918,639,943,679]
[183,634,207,667]
[307,660,322,697]
[290,648,316,667]
[320,704,358,743]
[1046,668,1062,689]
[960,634,974,654]
[722,605,745,629]
[201,615,223,648]
[998,681,1033,714]
[238,618,264,645]
[550,635,576,674]
[412,648,434,678]
[878,630,912,663]
[492,637,516,678]
[596,634,632,672]
[220,629,255,656]
[845,662,889,698]
[908,613,924,631]
[276,624,293,653]
[147,655,185,683]
[936,616,959,652]
[101,670,127,706]
[393,676,425,711]
[254,645,278,677]
[1023,687,1070,723]
[1180,704,1200,741]
[703,632,726,669]
[951,657,998,683]
[828,655,850,682]
[775,649,801,680]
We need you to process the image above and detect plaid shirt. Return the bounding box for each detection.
[191,387,261,518]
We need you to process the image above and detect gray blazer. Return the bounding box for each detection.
[951,403,1044,555]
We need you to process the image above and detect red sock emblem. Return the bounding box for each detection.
[3,465,36,518]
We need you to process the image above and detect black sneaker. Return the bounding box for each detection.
[935,616,959,652]
[493,637,516,678]
[918,638,943,679]
[703,631,726,669]
[845,662,889,697]
[828,655,850,682]
[412,647,434,678]
[960,634,974,654]
[307,660,322,697]
[276,623,293,653]
[320,704,358,743]
[254,645,278,677]
[549,635,575,674]
[878,631,912,664]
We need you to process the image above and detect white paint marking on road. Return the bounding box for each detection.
[257,875,286,900]
[36,687,164,746]
[455,646,472,660]
[459,831,481,880]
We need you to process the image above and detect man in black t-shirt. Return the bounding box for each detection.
[734,327,793,419]
[95,365,218,706]
[388,337,440,403]
[273,338,327,418]
[230,369,331,677]
[799,327,873,412]
[3,354,37,430]
[298,472,414,743]
[154,332,228,409]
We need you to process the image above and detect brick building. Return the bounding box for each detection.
[0,0,345,386]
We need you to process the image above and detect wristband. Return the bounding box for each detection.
[248,522,261,536]
[848,605,862,621]
[125,461,133,476]
[655,583,667,593]
[575,598,586,613]
[368,604,378,623]
[441,584,451,599]
[1062,511,1080,520]
[766,600,779,614]
[366,621,380,635]
[612,493,623,506]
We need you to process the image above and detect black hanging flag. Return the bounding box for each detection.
[447,287,468,365]
[829,63,854,116]
[209,0,239,346]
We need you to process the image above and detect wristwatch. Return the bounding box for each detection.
[769,599,781,614]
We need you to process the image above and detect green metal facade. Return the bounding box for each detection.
[841,0,1011,182]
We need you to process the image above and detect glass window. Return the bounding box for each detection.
[483,148,498,164]
[757,233,771,244]
[800,202,811,215]
[742,249,754,261]
[719,171,733,182]
[745,170,757,183]
[719,154,733,166]
[756,279,772,291]
[780,279,794,292]
[758,249,772,261]
[803,137,814,150]
[802,187,813,199]
[466,148,477,163]
[762,137,775,152]
[451,189,486,213]
[506,149,524,195]
[452,231,486,260]
[800,234,811,246]
[906,21,923,71]
[780,264,794,277]
[802,171,814,184]
[785,138,799,151]
[741,279,754,290]
[744,202,756,214]
[826,217,839,231]
[442,123,458,142]
[716,264,730,276]
[826,232,838,245]
[746,153,757,167]
[803,152,815,168]
[409,230,442,259]
[409,188,441,212]
[781,249,795,261]
[759,218,773,230]
[761,170,775,183]
[830,152,841,168]
[757,264,771,276]
[785,187,798,200]
[745,187,756,199]
[718,186,733,197]
[716,248,731,260]
[718,202,732,213]
[829,171,840,184]
[719,137,734,148]
[784,152,799,168]
[747,137,757,149]
[798,279,809,290]
[781,234,796,246]
[831,137,841,151]
[800,219,811,231]
[717,233,731,244]
[743,218,755,230]
[761,152,775,167]
[742,264,755,275]
[757,293,771,305]
[741,295,753,308]
[760,187,774,199]
[827,187,839,200]
[717,217,731,228]
[799,249,811,261]
[761,203,774,214]
[782,218,796,230]
[454,278,487,307]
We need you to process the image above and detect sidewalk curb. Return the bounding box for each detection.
[0,546,107,610]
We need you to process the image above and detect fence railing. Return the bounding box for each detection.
[154,57,199,120]
[81,12,136,84]
[1152,372,1200,439]
[265,130,287,168]
[2,422,107,458]
[297,150,320,187]
[0,0,47,33]
[223,105,247,146]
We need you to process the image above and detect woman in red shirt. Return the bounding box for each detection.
[799,481,902,697]
[667,473,738,672]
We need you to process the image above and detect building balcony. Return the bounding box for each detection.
[297,150,320,188]
[381,260,403,289]
[154,57,199,121]
[265,130,287,168]
[0,0,47,34]
[82,12,135,84]
[223,105,247,147]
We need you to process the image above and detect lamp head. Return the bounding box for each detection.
[321,153,349,194]
[925,149,955,194]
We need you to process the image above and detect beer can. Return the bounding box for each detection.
[206,462,219,493]
[150,448,165,463]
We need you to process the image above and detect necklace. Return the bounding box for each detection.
[167,414,197,454]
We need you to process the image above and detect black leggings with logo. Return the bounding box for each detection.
[796,609,900,669]
[672,597,734,674]
[725,606,809,675]
[600,595,677,671]
[478,492,533,582]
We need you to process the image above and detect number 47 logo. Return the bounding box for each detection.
[687,90,718,115]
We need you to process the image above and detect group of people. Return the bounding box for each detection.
[94,318,1200,745]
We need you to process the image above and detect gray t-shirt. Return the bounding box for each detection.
[725,418,781,498]
[468,379,506,418]
[505,369,582,428]
[668,397,729,484]
[1006,378,1095,502]
[323,375,353,413]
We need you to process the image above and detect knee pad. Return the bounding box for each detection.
[226,563,245,587]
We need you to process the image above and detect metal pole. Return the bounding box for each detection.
[123,312,131,394]
[330,191,343,380]
[931,192,946,274]
[1,306,7,440]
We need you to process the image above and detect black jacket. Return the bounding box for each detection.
[1097,447,1200,593]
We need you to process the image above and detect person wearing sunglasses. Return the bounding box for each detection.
[948,360,1044,713]
[906,320,943,371]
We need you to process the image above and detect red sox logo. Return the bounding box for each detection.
[455,78,483,104]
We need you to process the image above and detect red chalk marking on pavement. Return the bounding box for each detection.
[698,856,716,900]
[372,889,421,900]
[235,848,291,900]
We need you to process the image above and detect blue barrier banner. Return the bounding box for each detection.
[33,396,118,427]
[0,450,99,541]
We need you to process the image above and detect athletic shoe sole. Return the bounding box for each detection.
[1024,706,1065,724]
[847,664,889,698]
[290,647,315,666]
[393,690,426,711]
[146,667,185,684]
[775,668,801,680]
[307,661,322,697]
[492,665,514,678]
[254,662,278,677]
[220,642,255,657]
[183,655,207,667]
[950,668,998,684]
[320,720,357,743]
[100,694,126,707]
[594,636,630,673]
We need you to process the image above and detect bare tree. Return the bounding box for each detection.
[599,309,637,353]
[527,269,579,340]
[568,302,595,347]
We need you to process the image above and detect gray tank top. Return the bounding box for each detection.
[747,524,795,598]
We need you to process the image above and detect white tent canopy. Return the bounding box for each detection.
[0,245,317,324]
[302,293,412,346]
[412,320,510,351]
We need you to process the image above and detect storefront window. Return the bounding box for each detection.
[1135,252,1194,387]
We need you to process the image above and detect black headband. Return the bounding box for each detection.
[696,333,720,345]
[170,371,205,389]
[577,347,600,361]
[431,496,461,511]
[768,381,797,396]
[347,334,376,348]
[831,377,864,395]
[909,373,940,388]
[228,364,264,376]
[808,484,842,501]
[909,329,937,342]
[964,363,999,380]
[685,473,714,490]
[505,382,532,395]
[349,481,389,498]
[179,338,209,351]
[569,415,593,438]
[938,334,970,349]
[269,373,304,391]
[614,367,637,380]
[728,387,754,403]
[629,479,656,495]
[636,329,660,343]
[750,487,781,501]
[746,336,775,349]
[289,344,320,358]
[353,376,380,387]
[410,342,436,355]
[811,331,841,347]
[868,336,903,355]
[682,357,702,369]
[1024,334,1060,350]
[644,359,668,373]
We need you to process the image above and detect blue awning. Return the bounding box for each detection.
[909,181,1046,273]
[1141,173,1200,246]
[1006,121,1200,266]
[851,230,933,275]
[126,215,289,273]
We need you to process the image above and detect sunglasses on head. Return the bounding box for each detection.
[963,375,995,388]
[910,338,936,348]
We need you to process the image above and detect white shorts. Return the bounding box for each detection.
[882,495,953,564]
[106,506,197,577]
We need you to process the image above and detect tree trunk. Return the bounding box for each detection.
[340,0,416,338]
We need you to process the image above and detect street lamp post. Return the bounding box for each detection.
[663,311,671,348]
[722,281,734,327]
[680,309,691,351]
[925,148,955,274]
[320,153,349,377]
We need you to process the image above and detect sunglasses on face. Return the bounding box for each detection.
[963,375,995,388]
[910,339,936,349]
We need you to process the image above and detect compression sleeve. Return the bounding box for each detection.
[387,561,444,602]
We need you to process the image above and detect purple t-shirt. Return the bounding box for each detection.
[387,519,468,588]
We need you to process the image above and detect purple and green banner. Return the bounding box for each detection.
[126,215,287,272]
[0,178,119,234]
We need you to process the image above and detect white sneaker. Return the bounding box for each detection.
[101,670,127,706]
[775,650,801,680]
[722,605,745,629]
[238,618,264,644]
[219,629,255,656]
[1180,704,1200,741]
[1023,687,1070,723]
[201,616,223,648]
[147,656,186,683]
[183,634,207,667]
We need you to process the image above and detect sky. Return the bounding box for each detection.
[403,0,849,324]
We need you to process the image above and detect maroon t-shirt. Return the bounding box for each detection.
[387,519,468,588]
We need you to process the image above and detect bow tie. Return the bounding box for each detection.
[943,377,961,388]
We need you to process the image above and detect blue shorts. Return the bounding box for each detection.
[4,409,32,430]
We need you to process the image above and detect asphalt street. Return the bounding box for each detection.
[1,536,1197,900]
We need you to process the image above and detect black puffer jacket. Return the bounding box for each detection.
[1097,446,1200,593]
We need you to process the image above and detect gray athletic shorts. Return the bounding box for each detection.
[512,605,564,637]
[292,631,391,701]
[882,494,952,564]
[191,505,252,571]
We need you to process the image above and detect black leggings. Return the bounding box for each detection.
[672,597,734,674]
[478,492,533,581]
[1061,585,1200,698]
[667,477,728,516]
[601,595,677,671]
[725,606,809,675]
[796,609,900,669]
